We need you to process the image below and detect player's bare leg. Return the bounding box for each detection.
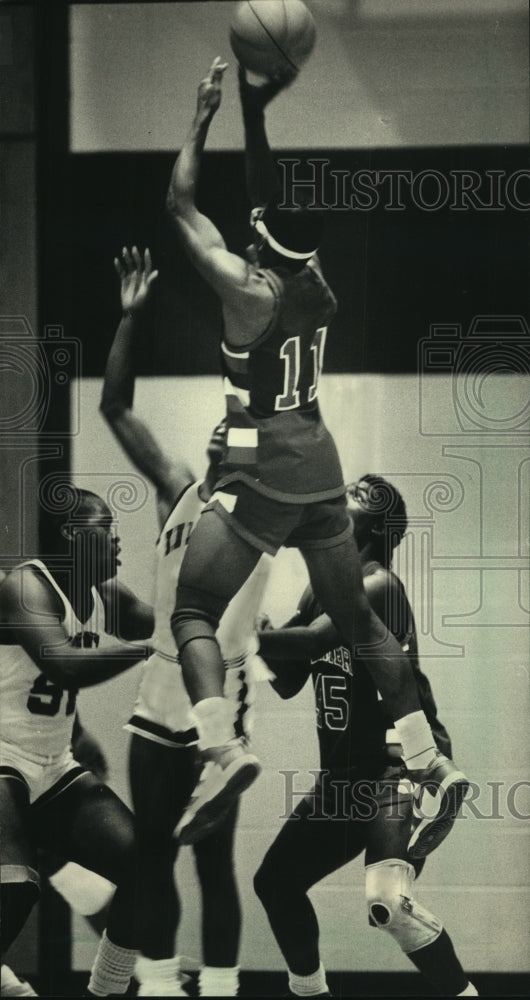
[36,775,139,998]
[171,511,263,845]
[0,781,41,976]
[300,536,469,858]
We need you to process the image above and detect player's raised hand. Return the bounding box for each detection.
[114,246,159,315]
[238,63,297,113]
[196,56,229,121]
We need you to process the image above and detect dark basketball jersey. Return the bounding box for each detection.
[297,577,452,776]
[217,260,345,503]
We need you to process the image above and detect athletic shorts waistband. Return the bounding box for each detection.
[125,715,198,749]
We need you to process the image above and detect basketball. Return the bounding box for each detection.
[230,0,316,78]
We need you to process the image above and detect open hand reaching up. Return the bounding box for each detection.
[196,56,229,122]
[114,246,158,315]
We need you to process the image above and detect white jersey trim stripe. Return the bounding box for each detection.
[227,427,258,449]
[221,342,250,360]
[223,377,250,408]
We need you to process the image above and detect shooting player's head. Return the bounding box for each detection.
[249,199,323,273]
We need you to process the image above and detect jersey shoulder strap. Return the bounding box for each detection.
[16,559,80,633]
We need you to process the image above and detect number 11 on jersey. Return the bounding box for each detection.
[275,327,327,411]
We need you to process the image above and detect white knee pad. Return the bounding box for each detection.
[1,864,40,892]
[365,858,442,954]
[48,862,115,916]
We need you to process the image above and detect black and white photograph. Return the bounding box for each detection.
[0,1,528,997]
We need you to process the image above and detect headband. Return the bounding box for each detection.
[254,218,317,261]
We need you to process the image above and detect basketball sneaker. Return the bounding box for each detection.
[176,738,261,845]
[407,751,469,859]
[0,966,38,997]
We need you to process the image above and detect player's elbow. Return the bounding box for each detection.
[99,396,127,427]
[99,397,117,422]
[269,664,308,699]
[166,186,191,222]
[269,678,295,700]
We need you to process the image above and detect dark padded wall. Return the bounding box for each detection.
[42,146,528,378]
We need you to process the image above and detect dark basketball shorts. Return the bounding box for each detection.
[305,764,414,822]
[205,481,352,556]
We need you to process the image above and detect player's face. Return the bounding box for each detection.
[73,505,121,582]
[346,480,379,543]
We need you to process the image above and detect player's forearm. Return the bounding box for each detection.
[267,657,311,699]
[39,642,149,689]
[167,115,210,218]
[100,314,137,419]
[258,620,338,661]
[243,110,281,207]
[100,315,180,492]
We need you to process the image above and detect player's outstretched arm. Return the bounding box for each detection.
[258,610,340,664]
[99,577,154,642]
[253,612,312,699]
[100,246,193,523]
[238,64,295,208]
[166,58,275,329]
[0,569,151,690]
[167,56,228,213]
[166,56,232,264]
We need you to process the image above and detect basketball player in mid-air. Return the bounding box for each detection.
[254,476,478,998]
[100,245,271,997]
[165,57,469,855]
[0,485,154,998]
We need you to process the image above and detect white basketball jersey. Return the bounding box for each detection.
[130,482,272,740]
[0,560,105,759]
[151,482,203,659]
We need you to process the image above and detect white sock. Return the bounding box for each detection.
[394,710,437,769]
[199,964,239,996]
[458,983,479,996]
[192,697,236,751]
[136,953,181,986]
[288,962,328,996]
[88,930,138,996]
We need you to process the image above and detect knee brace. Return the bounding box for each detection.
[48,862,115,916]
[171,586,228,653]
[365,858,442,954]
[0,866,40,956]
